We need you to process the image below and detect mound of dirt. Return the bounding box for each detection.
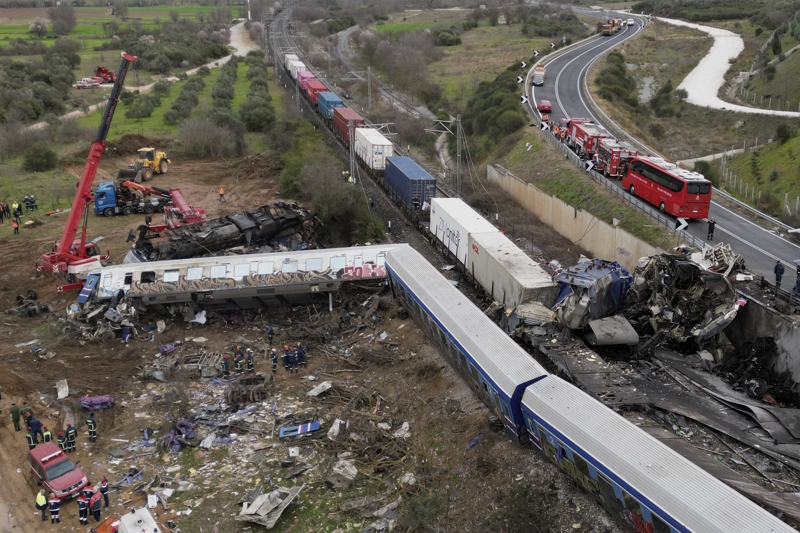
[107,134,171,154]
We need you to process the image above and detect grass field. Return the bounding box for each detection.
[725,133,800,210]
[77,60,251,140]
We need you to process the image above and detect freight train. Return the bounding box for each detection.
[277,54,431,210]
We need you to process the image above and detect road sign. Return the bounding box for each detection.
[520,61,527,69]
[517,76,523,84]
[520,96,528,104]
[540,122,550,131]
[550,42,555,48]
[534,50,539,57]
[585,161,594,172]
[676,218,688,231]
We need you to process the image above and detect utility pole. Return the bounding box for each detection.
[367,66,372,116]
[327,43,331,79]
[456,114,462,194]
[295,78,299,111]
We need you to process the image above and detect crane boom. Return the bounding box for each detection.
[39,52,137,275]
[119,181,171,199]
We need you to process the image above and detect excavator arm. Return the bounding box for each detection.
[39,52,137,276]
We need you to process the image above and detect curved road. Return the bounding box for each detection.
[525,16,800,279]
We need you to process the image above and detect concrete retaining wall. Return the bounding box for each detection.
[487,165,664,272]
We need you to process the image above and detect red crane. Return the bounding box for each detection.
[38,52,137,288]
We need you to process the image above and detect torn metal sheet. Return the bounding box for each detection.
[307,381,332,397]
[585,315,639,346]
[626,255,739,343]
[56,379,69,400]
[236,484,304,528]
[553,259,632,330]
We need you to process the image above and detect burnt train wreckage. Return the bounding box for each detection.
[124,202,317,263]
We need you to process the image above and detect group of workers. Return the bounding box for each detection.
[220,325,309,377]
[36,477,109,524]
[19,408,96,452]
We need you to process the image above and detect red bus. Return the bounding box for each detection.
[622,156,711,218]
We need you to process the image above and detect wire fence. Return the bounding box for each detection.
[534,128,706,251]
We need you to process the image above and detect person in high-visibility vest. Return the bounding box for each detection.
[218,187,226,202]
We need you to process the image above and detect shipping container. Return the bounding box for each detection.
[305,80,327,105]
[467,232,557,309]
[317,92,344,120]
[288,60,305,80]
[283,53,298,70]
[333,107,365,142]
[354,128,393,174]
[429,198,498,265]
[297,71,315,91]
[385,156,436,211]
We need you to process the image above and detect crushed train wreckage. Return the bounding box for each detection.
[625,254,742,345]
[125,202,318,263]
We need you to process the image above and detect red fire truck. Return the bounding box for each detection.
[596,138,638,178]
[568,121,614,156]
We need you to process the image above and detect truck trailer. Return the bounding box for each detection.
[354,128,393,175]
[385,156,436,212]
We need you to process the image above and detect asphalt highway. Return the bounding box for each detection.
[525,17,800,280]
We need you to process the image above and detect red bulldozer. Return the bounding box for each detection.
[94,65,116,83]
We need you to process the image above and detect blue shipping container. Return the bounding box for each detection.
[317,92,343,120]
[385,156,436,210]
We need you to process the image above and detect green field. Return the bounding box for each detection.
[77,60,251,140]
[376,20,459,34]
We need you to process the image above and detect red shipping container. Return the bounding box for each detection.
[305,80,328,105]
[333,107,365,142]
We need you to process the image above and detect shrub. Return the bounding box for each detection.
[125,95,155,119]
[772,37,781,56]
[776,124,793,143]
[239,96,276,132]
[649,122,665,139]
[496,110,525,134]
[178,118,237,157]
[755,27,763,36]
[692,160,719,187]
[212,83,234,102]
[152,79,172,97]
[196,65,211,77]
[23,143,58,171]
[184,77,206,92]
[769,168,779,182]
[120,90,135,106]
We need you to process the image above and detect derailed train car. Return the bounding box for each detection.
[385,244,793,533]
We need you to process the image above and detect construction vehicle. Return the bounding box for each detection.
[596,138,638,178]
[94,180,172,216]
[116,147,170,182]
[37,52,137,289]
[94,65,116,83]
[602,18,622,35]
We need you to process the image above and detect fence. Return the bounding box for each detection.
[531,128,706,251]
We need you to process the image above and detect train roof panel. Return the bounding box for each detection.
[522,377,794,533]
[355,128,392,145]
[386,245,548,395]
[469,231,555,290]
[386,157,434,181]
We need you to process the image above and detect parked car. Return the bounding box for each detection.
[77,79,100,89]
[538,99,552,113]
[28,443,89,499]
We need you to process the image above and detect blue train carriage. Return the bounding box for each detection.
[521,377,794,533]
[384,156,436,215]
[385,245,548,441]
[317,91,343,121]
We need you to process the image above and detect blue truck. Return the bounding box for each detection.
[317,92,343,120]
[385,156,436,212]
[94,180,171,217]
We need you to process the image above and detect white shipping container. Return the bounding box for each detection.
[429,198,498,265]
[467,231,557,309]
[289,60,305,80]
[284,53,299,69]
[354,128,393,172]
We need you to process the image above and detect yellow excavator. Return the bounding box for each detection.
[116,147,170,182]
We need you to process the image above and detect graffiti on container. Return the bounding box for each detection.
[616,247,631,257]
[343,263,385,279]
[244,269,338,286]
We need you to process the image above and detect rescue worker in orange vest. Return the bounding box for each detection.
[219,187,226,202]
